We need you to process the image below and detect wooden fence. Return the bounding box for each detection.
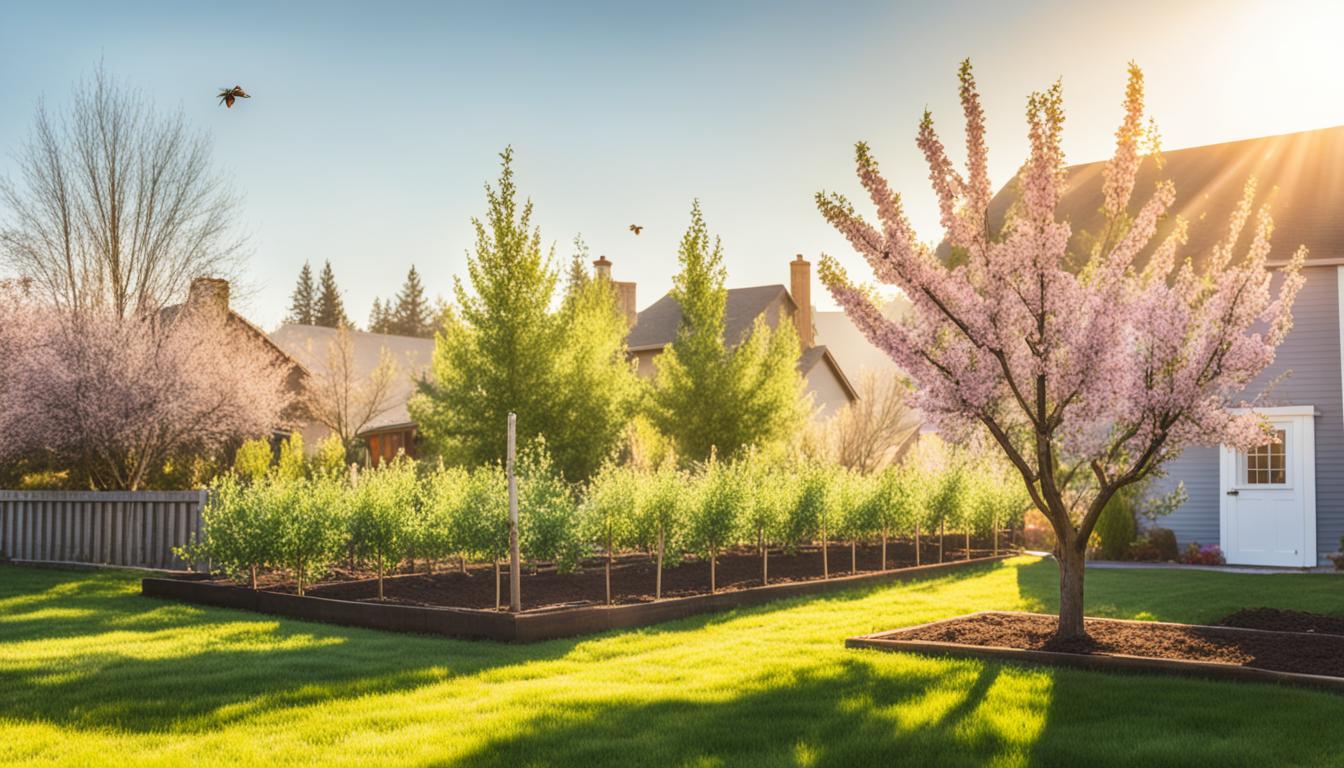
[0,490,207,569]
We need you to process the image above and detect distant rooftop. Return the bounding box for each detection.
[627,284,793,351]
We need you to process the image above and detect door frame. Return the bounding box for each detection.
[1218,405,1317,567]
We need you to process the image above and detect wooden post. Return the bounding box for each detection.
[507,413,521,613]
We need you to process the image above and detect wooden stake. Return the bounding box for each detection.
[656,526,664,600]
[507,413,521,613]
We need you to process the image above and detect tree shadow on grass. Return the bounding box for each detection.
[439,658,1034,768]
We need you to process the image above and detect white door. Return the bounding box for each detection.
[1219,408,1317,567]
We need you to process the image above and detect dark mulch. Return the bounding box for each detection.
[287,539,1003,611]
[1218,608,1344,637]
[896,612,1344,678]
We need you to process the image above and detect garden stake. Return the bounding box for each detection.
[655,527,664,599]
[881,528,888,571]
[507,412,521,613]
[851,540,857,574]
[915,522,921,566]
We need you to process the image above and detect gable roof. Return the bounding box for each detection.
[627,284,793,352]
[797,344,858,402]
[268,324,436,434]
[962,124,1344,269]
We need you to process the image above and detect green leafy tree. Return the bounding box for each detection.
[314,260,350,328]
[457,465,510,609]
[273,476,348,595]
[312,434,348,480]
[391,265,433,337]
[741,451,792,585]
[580,463,639,604]
[287,262,317,325]
[926,464,968,563]
[785,463,833,577]
[687,453,746,593]
[349,457,418,599]
[410,149,631,483]
[632,462,685,599]
[232,438,272,483]
[863,463,924,569]
[518,440,582,572]
[180,474,276,588]
[645,201,806,463]
[418,463,471,571]
[275,433,306,481]
[834,469,878,574]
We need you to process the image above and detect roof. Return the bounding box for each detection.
[627,284,793,351]
[797,344,859,402]
[268,325,436,434]
[957,124,1344,269]
[160,302,308,379]
[813,296,911,379]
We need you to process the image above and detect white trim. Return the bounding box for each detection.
[1227,405,1317,418]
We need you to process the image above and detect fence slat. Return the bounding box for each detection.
[0,491,205,568]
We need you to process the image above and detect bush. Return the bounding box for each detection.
[631,463,686,597]
[181,474,276,588]
[580,463,640,603]
[348,456,418,599]
[1127,527,1179,562]
[273,476,349,595]
[1181,542,1226,566]
[1094,488,1138,561]
[233,438,273,483]
[518,441,582,572]
[687,454,747,592]
[418,462,471,569]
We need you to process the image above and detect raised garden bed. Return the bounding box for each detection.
[846,610,1344,693]
[142,552,1011,642]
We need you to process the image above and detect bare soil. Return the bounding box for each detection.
[896,612,1344,678]
[1217,607,1344,637]
[276,538,1005,611]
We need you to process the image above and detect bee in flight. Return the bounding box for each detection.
[629,224,643,235]
[217,86,250,108]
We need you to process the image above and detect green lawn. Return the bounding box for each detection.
[2,558,1343,767]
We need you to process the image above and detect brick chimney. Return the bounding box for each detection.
[593,256,638,329]
[790,254,814,348]
[186,277,230,324]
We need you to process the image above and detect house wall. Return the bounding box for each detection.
[1152,265,1344,561]
[805,363,851,419]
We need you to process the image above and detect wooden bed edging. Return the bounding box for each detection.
[141,554,1013,642]
[845,610,1344,694]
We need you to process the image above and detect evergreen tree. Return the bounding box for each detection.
[286,262,316,325]
[367,298,392,334]
[314,261,350,328]
[645,201,806,462]
[409,148,634,482]
[391,265,433,337]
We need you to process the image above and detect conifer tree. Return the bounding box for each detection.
[410,148,635,482]
[287,262,316,325]
[314,261,350,328]
[367,297,391,334]
[391,265,433,337]
[645,201,806,462]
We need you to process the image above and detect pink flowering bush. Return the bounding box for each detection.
[1180,543,1226,566]
[815,61,1304,640]
[0,290,293,490]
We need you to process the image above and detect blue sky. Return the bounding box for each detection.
[3,0,1343,328]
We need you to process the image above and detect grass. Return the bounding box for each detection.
[2,557,1343,767]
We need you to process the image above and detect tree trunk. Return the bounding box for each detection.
[851,540,857,574]
[965,530,972,560]
[656,526,664,600]
[605,548,612,606]
[377,557,384,601]
[1056,547,1087,641]
[249,564,257,590]
[915,522,921,566]
[822,522,829,578]
[494,557,501,611]
[763,544,769,586]
[710,546,717,594]
[938,519,945,563]
[296,562,305,597]
[993,519,1000,556]
[881,528,888,571]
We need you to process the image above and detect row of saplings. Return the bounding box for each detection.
[183,446,1030,609]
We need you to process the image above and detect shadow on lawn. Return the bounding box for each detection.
[442,658,1035,768]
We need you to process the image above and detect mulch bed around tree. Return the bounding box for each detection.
[285,540,1004,611]
[883,611,1344,678]
[1217,608,1344,637]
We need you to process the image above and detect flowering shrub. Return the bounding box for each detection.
[1181,543,1226,566]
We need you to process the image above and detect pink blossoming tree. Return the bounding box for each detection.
[0,291,293,490]
[816,61,1305,642]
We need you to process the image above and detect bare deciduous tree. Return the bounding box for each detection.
[305,327,400,452]
[823,371,922,474]
[0,64,244,317]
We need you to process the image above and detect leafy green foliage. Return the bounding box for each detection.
[312,434,348,479]
[275,433,306,481]
[232,439,273,483]
[417,463,471,564]
[518,441,582,571]
[348,457,419,596]
[273,476,349,595]
[644,201,806,463]
[410,149,634,483]
[686,454,747,560]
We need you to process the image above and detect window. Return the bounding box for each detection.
[1243,429,1287,485]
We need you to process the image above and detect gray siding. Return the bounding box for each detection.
[1150,265,1343,561]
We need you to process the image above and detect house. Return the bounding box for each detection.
[982,124,1344,567]
[617,254,859,418]
[268,324,435,463]
[166,278,309,425]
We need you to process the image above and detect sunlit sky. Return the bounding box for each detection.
[2,0,1343,328]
